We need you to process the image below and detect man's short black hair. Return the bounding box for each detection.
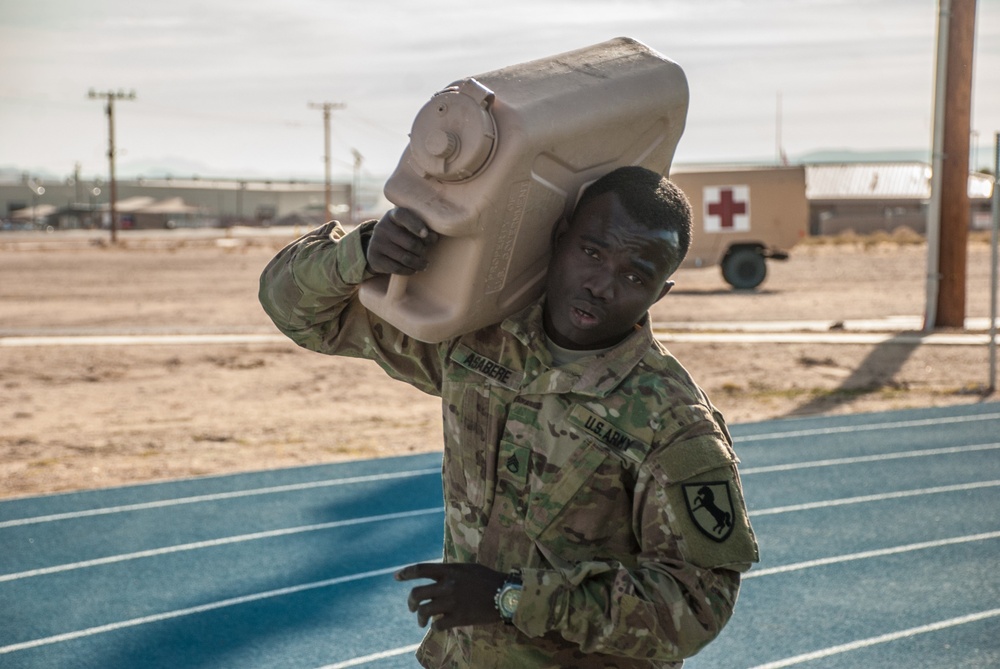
[573,166,692,274]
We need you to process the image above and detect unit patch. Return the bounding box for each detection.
[452,344,523,389]
[682,482,735,542]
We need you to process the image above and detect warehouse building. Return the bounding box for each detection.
[2,163,994,235]
[805,162,994,235]
[0,174,354,230]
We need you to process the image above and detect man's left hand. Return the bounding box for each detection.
[395,562,506,630]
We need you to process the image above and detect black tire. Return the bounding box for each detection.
[722,247,767,290]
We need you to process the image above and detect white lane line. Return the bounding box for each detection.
[4,530,996,656]
[0,468,441,529]
[752,479,1000,516]
[736,411,1000,443]
[0,507,444,583]
[657,316,999,333]
[326,604,1000,669]
[0,334,288,347]
[316,644,422,669]
[324,554,1000,669]
[9,480,996,584]
[655,331,995,346]
[0,562,417,656]
[3,331,993,348]
[745,530,1000,578]
[741,442,1000,475]
[748,607,1000,669]
[3,411,993,528]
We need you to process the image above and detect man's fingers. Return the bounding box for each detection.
[416,597,455,629]
[430,612,459,631]
[382,219,434,256]
[407,582,444,613]
[367,209,440,276]
[396,563,503,630]
[368,246,428,275]
[386,208,437,242]
[395,562,447,582]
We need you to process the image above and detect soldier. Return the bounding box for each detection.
[259,166,759,668]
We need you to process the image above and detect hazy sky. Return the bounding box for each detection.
[1,0,997,182]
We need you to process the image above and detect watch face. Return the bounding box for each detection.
[500,587,521,614]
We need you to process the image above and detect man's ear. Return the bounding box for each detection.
[656,280,675,302]
[551,215,571,248]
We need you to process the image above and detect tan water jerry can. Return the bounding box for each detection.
[359,36,689,343]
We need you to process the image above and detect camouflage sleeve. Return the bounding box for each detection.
[513,411,759,661]
[258,221,446,396]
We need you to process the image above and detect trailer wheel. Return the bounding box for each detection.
[722,246,767,290]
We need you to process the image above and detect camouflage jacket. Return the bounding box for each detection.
[259,221,759,668]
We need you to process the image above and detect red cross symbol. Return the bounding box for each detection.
[707,188,748,229]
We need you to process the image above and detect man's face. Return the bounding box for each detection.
[543,191,679,350]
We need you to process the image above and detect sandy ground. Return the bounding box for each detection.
[1,228,997,499]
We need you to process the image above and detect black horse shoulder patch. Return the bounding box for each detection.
[682,482,735,542]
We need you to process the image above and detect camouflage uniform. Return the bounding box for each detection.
[259,221,759,668]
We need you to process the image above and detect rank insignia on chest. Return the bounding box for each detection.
[682,482,735,542]
[506,453,520,474]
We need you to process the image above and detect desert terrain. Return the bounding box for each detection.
[1,227,997,499]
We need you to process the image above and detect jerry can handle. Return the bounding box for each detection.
[385,273,408,302]
[456,78,495,109]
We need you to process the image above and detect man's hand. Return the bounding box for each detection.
[366,208,440,275]
[395,562,506,631]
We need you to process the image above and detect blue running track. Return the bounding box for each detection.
[2,402,998,668]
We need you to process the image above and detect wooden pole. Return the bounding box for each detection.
[989,132,998,393]
[308,101,345,221]
[88,89,135,244]
[106,97,119,244]
[935,0,977,328]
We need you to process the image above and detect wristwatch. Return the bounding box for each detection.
[494,570,523,625]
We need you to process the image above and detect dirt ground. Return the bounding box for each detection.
[1,229,997,499]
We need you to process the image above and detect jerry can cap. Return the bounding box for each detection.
[408,78,497,182]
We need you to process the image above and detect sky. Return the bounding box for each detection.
[1,0,998,184]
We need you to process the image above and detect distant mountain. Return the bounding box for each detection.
[794,147,1000,173]
[116,157,225,179]
[673,148,936,171]
[113,157,330,182]
[794,148,932,164]
[0,166,59,182]
[1,158,330,184]
[796,147,997,173]
[6,147,964,185]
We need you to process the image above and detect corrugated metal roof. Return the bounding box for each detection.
[806,162,994,200]
[110,196,157,212]
[806,162,931,199]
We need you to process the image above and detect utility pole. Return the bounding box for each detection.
[74,162,83,204]
[88,89,135,244]
[989,132,998,393]
[308,101,345,221]
[775,91,784,165]
[926,0,977,329]
[351,148,363,225]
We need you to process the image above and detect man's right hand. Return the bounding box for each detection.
[366,208,440,276]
